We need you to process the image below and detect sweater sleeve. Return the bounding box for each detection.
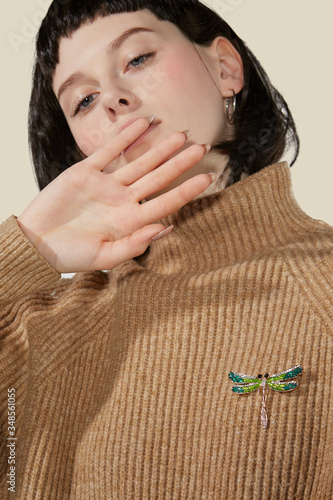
[283,222,333,331]
[0,217,60,492]
[0,216,60,304]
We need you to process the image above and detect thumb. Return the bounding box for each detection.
[95,224,174,270]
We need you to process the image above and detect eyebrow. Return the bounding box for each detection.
[57,27,154,101]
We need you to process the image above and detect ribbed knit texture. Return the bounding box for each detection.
[0,162,332,499]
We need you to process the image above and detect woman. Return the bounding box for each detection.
[1,1,332,498]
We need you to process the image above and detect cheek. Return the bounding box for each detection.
[158,56,225,135]
[162,53,223,108]
[71,115,116,157]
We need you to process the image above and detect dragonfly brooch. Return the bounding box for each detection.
[228,365,303,428]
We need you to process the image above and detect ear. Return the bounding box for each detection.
[201,37,244,97]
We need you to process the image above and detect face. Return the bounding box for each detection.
[53,10,231,188]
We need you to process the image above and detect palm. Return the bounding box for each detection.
[18,118,213,273]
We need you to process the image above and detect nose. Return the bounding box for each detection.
[101,83,141,119]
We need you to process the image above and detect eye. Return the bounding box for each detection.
[126,51,156,70]
[72,93,99,117]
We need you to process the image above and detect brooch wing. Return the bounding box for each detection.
[228,371,261,394]
[267,365,303,392]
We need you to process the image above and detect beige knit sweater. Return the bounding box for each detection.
[0,162,332,499]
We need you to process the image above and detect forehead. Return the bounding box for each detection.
[53,10,183,89]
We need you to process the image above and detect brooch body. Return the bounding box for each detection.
[228,365,303,428]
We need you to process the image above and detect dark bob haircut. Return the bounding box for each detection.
[29,0,299,191]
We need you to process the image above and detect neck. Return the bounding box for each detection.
[138,162,316,274]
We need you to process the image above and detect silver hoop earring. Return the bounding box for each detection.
[225,90,237,124]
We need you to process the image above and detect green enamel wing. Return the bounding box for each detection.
[228,365,303,428]
[229,365,303,393]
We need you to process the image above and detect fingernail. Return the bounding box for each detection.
[181,130,192,140]
[202,144,211,154]
[151,225,174,241]
[147,115,155,124]
[208,172,217,183]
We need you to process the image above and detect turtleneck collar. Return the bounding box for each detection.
[138,162,316,274]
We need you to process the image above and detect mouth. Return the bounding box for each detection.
[122,119,160,155]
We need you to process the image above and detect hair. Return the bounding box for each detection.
[29,0,299,191]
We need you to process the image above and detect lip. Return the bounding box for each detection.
[122,121,160,155]
[118,117,141,134]
[118,116,158,135]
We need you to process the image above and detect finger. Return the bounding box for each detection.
[114,131,188,185]
[139,173,215,224]
[131,144,208,201]
[85,118,153,171]
[93,224,167,269]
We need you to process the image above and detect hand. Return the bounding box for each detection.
[17,118,214,273]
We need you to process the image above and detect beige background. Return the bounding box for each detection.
[1,0,332,225]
